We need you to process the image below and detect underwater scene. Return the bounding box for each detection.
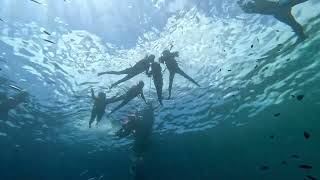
[0,0,320,179]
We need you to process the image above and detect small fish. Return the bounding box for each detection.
[9,85,23,91]
[304,131,310,139]
[291,95,296,98]
[274,113,281,117]
[297,95,304,101]
[299,164,312,169]
[30,0,42,4]
[228,70,231,72]
[276,30,280,32]
[291,154,300,159]
[251,44,254,48]
[43,39,55,44]
[269,135,275,139]
[306,175,317,180]
[260,165,270,171]
[281,161,287,165]
[43,30,51,35]
[0,18,4,22]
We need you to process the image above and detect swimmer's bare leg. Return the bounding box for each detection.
[155,83,163,105]
[95,112,105,126]
[110,74,135,88]
[109,98,132,115]
[168,72,175,99]
[98,68,131,76]
[89,109,97,128]
[177,68,200,87]
[274,9,307,41]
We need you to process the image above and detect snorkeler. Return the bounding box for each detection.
[115,114,138,138]
[159,50,200,99]
[148,62,163,106]
[238,0,309,41]
[115,104,155,180]
[108,81,147,115]
[0,88,28,121]
[89,88,115,128]
[97,55,155,88]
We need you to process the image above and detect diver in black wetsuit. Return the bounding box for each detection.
[97,55,155,88]
[115,114,138,138]
[115,104,155,180]
[108,81,147,115]
[238,0,309,41]
[148,62,163,106]
[89,88,115,128]
[159,50,200,99]
[0,90,27,121]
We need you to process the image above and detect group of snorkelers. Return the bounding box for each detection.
[0,0,309,122]
[89,49,200,128]
[90,49,200,179]
[0,0,311,178]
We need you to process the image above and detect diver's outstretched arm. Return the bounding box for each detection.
[109,100,129,115]
[176,68,200,87]
[91,88,97,100]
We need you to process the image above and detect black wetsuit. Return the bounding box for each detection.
[133,105,154,180]
[115,105,154,180]
[160,52,200,99]
[149,62,163,105]
[99,58,151,88]
[238,0,308,40]
[109,84,146,115]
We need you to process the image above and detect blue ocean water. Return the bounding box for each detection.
[0,0,319,179]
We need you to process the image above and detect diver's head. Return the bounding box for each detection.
[148,55,155,63]
[159,50,170,63]
[162,50,171,57]
[138,81,144,88]
[98,92,106,99]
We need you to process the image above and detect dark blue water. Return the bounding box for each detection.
[0,0,320,179]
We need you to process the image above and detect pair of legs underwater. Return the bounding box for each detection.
[98,68,139,88]
[89,108,104,128]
